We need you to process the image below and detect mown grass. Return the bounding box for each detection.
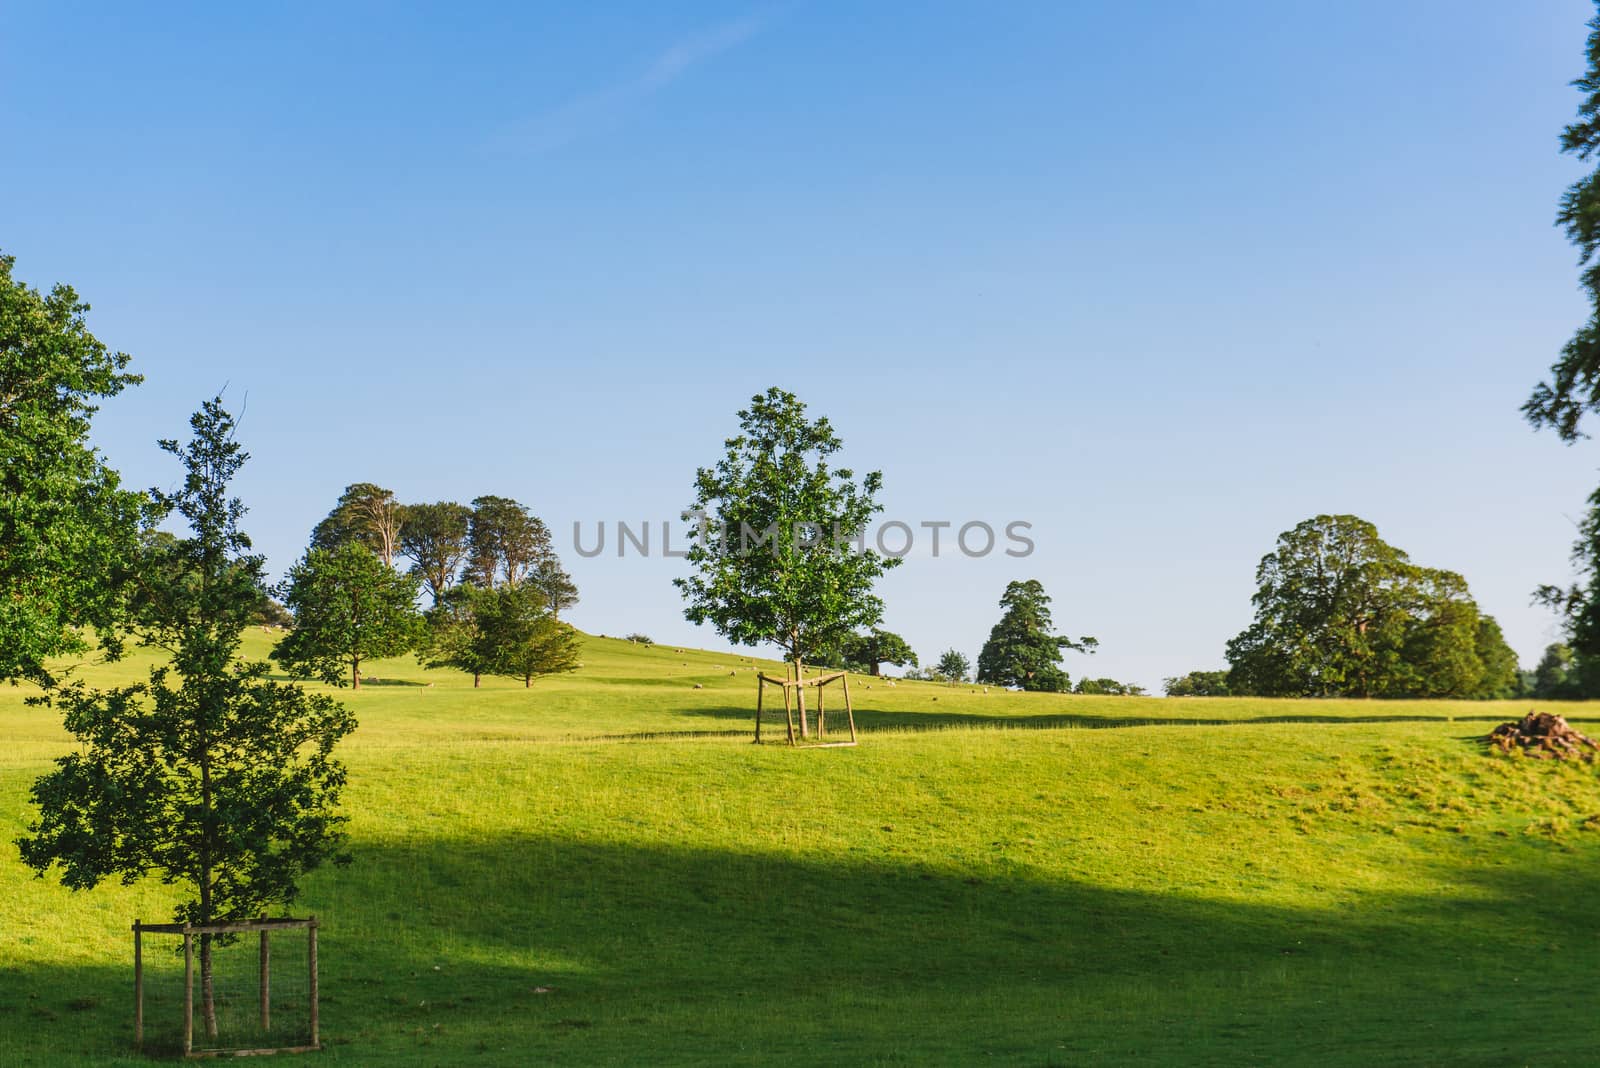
[3,633,1600,1064]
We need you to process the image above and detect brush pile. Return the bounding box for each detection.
[1487,711,1600,760]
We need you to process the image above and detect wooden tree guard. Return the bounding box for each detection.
[755,669,857,747]
[133,916,320,1057]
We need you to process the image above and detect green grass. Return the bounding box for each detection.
[4,632,1600,1064]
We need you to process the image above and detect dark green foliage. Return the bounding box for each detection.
[1074,677,1146,696]
[1226,515,1517,698]
[531,556,579,619]
[675,388,899,677]
[417,584,580,689]
[475,584,583,688]
[311,482,404,567]
[418,584,493,686]
[823,629,918,676]
[17,399,355,1037]
[274,542,423,689]
[1527,5,1600,440]
[1527,643,1594,699]
[0,252,147,686]
[465,495,555,589]
[624,633,655,646]
[976,580,1096,692]
[1472,617,1521,699]
[1163,670,1232,697]
[935,649,970,683]
[399,501,472,604]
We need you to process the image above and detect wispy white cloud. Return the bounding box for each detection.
[493,14,767,154]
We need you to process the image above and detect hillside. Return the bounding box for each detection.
[3,632,1600,1065]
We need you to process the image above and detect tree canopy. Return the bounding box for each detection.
[274,542,423,689]
[976,580,1096,692]
[935,648,971,683]
[466,495,554,590]
[0,252,146,686]
[1526,6,1600,441]
[311,482,404,568]
[674,387,898,678]
[399,500,473,604]
[1225,515,1517,699]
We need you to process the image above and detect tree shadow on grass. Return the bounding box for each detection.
[669,704,1525,737]
[11,835,1600,1066]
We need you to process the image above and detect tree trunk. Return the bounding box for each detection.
[200,933,219,1040]
[870,662,881,677]
[794,654,809,739]
[351,656,360,690]
[524,675,531,688]
[473,672,480,688]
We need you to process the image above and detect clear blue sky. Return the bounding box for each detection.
[5,1,1599,691]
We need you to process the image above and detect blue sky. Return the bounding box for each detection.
[4,1,1599,690]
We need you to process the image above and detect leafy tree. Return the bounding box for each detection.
[934,648,970,683]
[1530,642,1589,699]
[1471,616,1520,699]
[476,584,583,688]
[465,495,555,589]
[840,629,918,677]
[274,542,422,689]
[530,556,579,619]
[399,500,472,604]
[0,252,147,687]
[311,482,404,568]
[674,388,899,736]
[1162,670,1231,697]
[1226,515,1513,698]
[17,398,355,1040]
[1074,677,1146,696]
[976,580,1096,692]
[1527,7,1600,440]
[417,584,493,687]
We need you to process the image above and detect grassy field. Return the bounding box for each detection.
[4,632,1600,1065]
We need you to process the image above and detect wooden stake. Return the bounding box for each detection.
[755,676,764,744]
[795,664,809,740]
[817,678,826,739]
[183,928,193,1056]
[308,919,319,1049]
[259,916,271,1033]
[133,920,143,1048]
[782,681,795,745]
[843,673,857,743]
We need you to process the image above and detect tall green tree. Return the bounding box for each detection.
[476,584,583,688]
[465,495,554,589]
[935,648,971,683]
[18,398,355,1040]
[417,584,493,687]
[976,580,1096,692]
[674,388,899,737]
[1472,617,1521,699]
[0,252,147,686]
[840,628,918,677]
[1226,515,1514,698]
[274,542,422,689]
[399,500,473,604]
[530,556,579,620]
[311,482,404,568]
[1527,4,1600,440]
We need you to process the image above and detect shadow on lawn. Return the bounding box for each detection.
[671,703,1525,737]
[13,835,1600,1065]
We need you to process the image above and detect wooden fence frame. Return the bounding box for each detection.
[755,670,857,747]
[133,916,319,1058]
